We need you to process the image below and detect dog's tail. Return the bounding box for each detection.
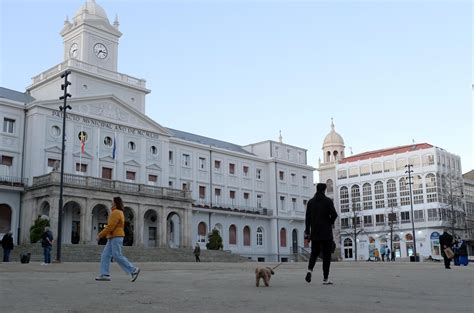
[271,269,275,275]
[255,268,258,274]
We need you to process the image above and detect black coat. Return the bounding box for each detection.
[305,192,338,241]
[1,234,14,250]
[439,232,453,248]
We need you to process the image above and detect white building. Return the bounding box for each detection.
[0,0,314,262]
[318,124,467,261]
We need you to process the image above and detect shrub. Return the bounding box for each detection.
[29,216,50,243]
[206,229,223,250]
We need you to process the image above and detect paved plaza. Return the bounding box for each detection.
[0,261,472,313]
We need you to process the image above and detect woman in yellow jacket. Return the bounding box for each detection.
[95,197,140,282]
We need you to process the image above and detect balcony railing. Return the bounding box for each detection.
[31,172,190,200]
[193,199,271,216]
[0,176,28,188]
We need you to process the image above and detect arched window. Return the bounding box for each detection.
[340,187,349,212]
[344,238,353,259]
[326,151,331,163]
[326,179,333,193]
[333,151,339,161]
[387,179,397,208]
[243,226,251,246]
[256,227,264,246]
[374,181,385,209]
[362,183,372,210]
[198,222,207,243]
[351,185,361,210]
[399,177,410,206]
[229,224,237,245]
[280,228,287,247]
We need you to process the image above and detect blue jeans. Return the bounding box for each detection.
[100,237,135,276]
[3,249,12,262]
[43,246,52,263]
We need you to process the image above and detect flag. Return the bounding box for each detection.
[112,133,116,159]
[79,130,86,154]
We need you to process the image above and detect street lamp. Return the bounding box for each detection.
[405,164,418,261]
[57,70,72,262]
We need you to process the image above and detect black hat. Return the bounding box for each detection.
[316,183,327,192]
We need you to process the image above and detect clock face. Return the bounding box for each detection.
[69,43,78,58]
[93,43,108,59]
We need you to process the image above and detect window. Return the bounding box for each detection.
[340,187,349,212]
[126,171,136,181]
[351,185,361,210]
[244,192,250,205]
[168,181,173,188]
[375,214,385,225]
[280,196,285,210]
[292,198,297,210]
[214,160,221,170]
[3,118,15,134]
[199,157,206,170]
[327,179,334,193]
[104,136,112,147]
[387,179,397,208]
[414,210,424,222]
[279,171,285,181]
[303,199,308,208]
[384,160,394,173]
[47,158,60,172]
[256,227,263,246]
[257,194,263,208]
[399,178,410,206]
[364,215,373,226]
[362,183,372,210]
[182,182,190,191]
[428,208,438,221]
[338,169,347,179]
[51,125,61,137]
[371,163,382,174]
[198,222,207,243]
[409,156,420,168]
[341,218,350,228]
[360,165,370,176]
[400,211,410,223]
[229,225,237,245]
[287,149,291,159]
[349,167,358,178]
[102,167,112,179]
[148,174,158,183]
[182,154,190,167]
[150,145,158,155]
[229,163,235,175]
[280,228,287,247]
[0,156,13,166]
[230,190,236,204]
[426,173,437,203]
[413,175,424,204]
[374,181,385,209]
[128,141,136,151]
[291,173,296,184]
[215,188,221,204]
[199,186,206,199]
[302,175,307,185]
[396,158,407,171]
[243,226,251,246]
[169,151,174,165]
[75,163,87,174]
[243,166,249,177]
[256,168,262,179]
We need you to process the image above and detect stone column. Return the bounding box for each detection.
[136,203,144,247]
[160,206,167,247]
[83,198,93,244]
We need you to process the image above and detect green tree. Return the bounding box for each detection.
[29,216,50,243]
[206,229,223,250]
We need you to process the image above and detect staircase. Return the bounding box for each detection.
[10,243,251,263]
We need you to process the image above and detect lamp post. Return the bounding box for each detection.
[57,70,72,262]
[405,164,418,261]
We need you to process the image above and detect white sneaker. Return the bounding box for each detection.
[40,263,47,266]
[323,279,333,285]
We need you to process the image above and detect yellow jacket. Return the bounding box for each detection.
[98,206,125,239]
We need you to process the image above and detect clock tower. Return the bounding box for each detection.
[61,0,121,72]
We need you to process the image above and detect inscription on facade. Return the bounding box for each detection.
[52,110,159,139]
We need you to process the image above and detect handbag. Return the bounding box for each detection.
[444,247,454,259]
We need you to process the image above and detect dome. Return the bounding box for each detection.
[74,0,109,22]
[323,119,344,148]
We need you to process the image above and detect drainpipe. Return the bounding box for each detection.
[275,161,280,262]
[17,108,28,245]
[209,146,212,232]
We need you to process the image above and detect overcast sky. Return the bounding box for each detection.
[1,0,472,176]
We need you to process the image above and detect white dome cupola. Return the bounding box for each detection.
[322,118,345,163]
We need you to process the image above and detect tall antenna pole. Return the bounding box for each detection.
[405,164,418,262]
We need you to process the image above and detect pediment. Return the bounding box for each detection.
[123,159,140,167]
[146,163,162,171]
[100,155,115,163]
[45,146,62,154]
[73,151,94,159]
[35,95,172,137]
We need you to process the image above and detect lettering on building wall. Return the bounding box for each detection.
[52,110,159,139]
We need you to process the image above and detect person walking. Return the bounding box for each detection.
[41,227,53,265]
[1,231,14,262]
[386,247,391,262]
[193,243,201,262]
[95,197,140,282]
[439,230,454,269]
[304,183,338,285]
[380,245,386,262]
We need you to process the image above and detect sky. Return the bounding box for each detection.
[1,0,472,176]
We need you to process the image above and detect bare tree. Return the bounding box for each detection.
[340,202,365,261]
[440,175,465,237]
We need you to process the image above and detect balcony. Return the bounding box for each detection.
[0,176,28,188]
[31,172,191,200]
[192,199,270,216]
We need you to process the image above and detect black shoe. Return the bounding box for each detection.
[131,267,140,282]
[305,272,312,283]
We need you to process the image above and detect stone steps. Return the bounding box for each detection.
[10,244,251,263]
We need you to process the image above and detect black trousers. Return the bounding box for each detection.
[308,240,332,280]
[441,251,450,268]
[195,255,200,262]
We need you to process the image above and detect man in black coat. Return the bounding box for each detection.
[304,183,338,284]
[439,230,454,269]
[1,231,14,262]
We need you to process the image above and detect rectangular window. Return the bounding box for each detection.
[400,211,410,223]
[363,215,373,226]
[169,151,174,165]
[182,182,189,191]
[256,168,262,180]
[168,181,173,188]
[303,199,308,208]
[375,214,385,225]
[215,188,221,204]
[414,210,424,222]
[244,192,250,205]
[257,194,263,208]
[214,160,221,170]
[291,173,296,184]
[182,154,190,167]
[148,174,158,183]
[243,166,249,177]
[126,171,136,181]
[302,175,307,185]
[199,157,206,170]
[229,163,235,175]
[1,156,13,166]
[384,160,395,173]
[349,167,358,178]
[230,190,235,199]
[280,196,285,210]
[199,186,206,199]
[292,198,297,210]
[371,163,382,174]
[341,218,350,228]
[102,167,112,180]
[3,118,15,134]
[279,171,284,181]
[75,163,87,174]
[337,169,347,179]
[360,165,370,176]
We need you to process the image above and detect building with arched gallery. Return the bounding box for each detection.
[317,122,471,260]
[0,1,315,262]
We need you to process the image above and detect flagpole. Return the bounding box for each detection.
[79,126,83,172]
[97,128,100,177]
